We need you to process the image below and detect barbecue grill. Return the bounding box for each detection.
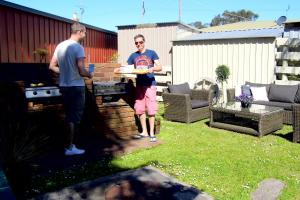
[25,86,62,105]
[93,81,127,103]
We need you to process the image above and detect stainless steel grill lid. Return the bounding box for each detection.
[93,81,127,95]
[25,86,61,99]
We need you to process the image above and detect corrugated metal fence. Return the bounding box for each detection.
[172,38,276,88]
[0,3,117,63]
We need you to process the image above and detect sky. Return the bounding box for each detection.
[6,0,300,32]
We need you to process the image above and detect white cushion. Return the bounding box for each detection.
[235,84,242,97]
[250,86,269,101]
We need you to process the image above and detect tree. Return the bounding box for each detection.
[189,21,207,29]
[210,9,259,26]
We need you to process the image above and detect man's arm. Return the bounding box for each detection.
[148,60,162,73]
[77,57,93,78]
[49,56,60,73]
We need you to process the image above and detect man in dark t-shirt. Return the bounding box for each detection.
[127,34,162,142]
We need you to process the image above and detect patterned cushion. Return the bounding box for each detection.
[241,85,252,96]
[269,84,298,103]
[168,82,191,95]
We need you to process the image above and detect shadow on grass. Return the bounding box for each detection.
[0,81,142,199]
[272,131,294,142]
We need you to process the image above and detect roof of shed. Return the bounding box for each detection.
[117,21,201,33]
[174,27,284,42]
[199,20,280,33]
[0,0,117,35]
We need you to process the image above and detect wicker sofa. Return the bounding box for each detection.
[162,82,214,123]
[227,82,300,142]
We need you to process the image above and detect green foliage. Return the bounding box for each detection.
[109,52,119,63]
[33,48,48,57]
[215,65,230,83]
[211,9,259,26]
[189,21,207,29]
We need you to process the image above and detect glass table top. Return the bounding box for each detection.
[211,101,283,114]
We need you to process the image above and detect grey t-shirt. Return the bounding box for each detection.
[53,39,85,87]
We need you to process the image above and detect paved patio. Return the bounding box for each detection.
[35,166,213,200]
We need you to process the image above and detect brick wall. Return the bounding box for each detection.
[85,63,139,138]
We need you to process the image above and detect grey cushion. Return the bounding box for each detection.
[294,84,300,103]
[253,101,293,110]
[245,81,270,94]
[191,100,209,109]
[168,82,191,95]
[268,84,298,103]
[241,85,251,96]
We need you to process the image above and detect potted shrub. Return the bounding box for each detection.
[215,65,230,103]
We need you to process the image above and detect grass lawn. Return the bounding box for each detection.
[30,104,300,199]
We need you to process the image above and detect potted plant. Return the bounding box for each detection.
[215,65,230,103]
[235,93,253,108]
[33,48,48,63]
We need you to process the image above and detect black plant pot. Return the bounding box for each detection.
[241,101,251,108]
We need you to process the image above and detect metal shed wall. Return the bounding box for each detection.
[172,38,276,88]
[0,2,117,63]
[118,25,177,66]
[117,24,197,66]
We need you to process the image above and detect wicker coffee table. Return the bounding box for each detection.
[210,102,284,137]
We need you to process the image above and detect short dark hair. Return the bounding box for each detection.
[134,34,145,42]
[71,23,86,34]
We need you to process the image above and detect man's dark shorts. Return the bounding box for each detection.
[60,86,85,124]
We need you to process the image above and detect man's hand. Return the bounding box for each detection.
[147,68,154,73]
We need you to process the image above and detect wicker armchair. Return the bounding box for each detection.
[162,88,214,123]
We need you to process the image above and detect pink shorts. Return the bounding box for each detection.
[134,86,158,115]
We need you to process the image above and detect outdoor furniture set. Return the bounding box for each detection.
[226,82,300,142]
[162,81,300,143]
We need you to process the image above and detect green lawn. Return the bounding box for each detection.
[30,104,300,199]
[111,106,300,200]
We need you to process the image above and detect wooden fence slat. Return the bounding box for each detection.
[276,52,300,61]
[275,66,300,75]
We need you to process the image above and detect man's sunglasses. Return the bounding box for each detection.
[135,41,144,45]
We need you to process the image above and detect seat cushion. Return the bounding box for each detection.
[269,84,298,103]
[294,84,300,103]
[191,100,209,109]
[168,82,191,95]
[253,100,293,110]
[245,81,270,94]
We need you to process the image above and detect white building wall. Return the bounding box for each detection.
[117,25,196,67]
[172,38,276,88]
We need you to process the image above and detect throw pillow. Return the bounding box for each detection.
[245,81,270,94]
[235,84,242,97]
[241,85,252,96]
[269,84,298,103]
[250,86,269,101]
[168,82,191,95]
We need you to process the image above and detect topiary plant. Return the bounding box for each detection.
[215,65,230,83]
[215,65,230,103]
